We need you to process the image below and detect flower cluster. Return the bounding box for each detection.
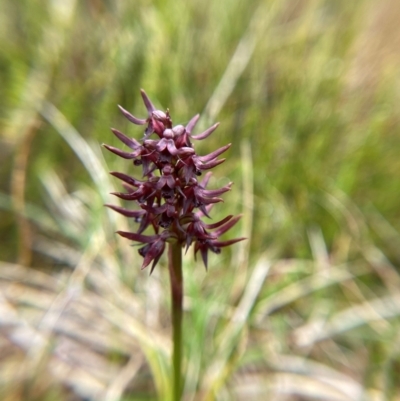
[104,90,244,273]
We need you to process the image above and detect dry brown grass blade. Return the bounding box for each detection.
[255,262,368,322]
[11,121,41,266]
[293,293,400,348]
[0,261,167,400]
[232,371,379,401]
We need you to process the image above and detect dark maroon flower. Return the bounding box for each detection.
[179,175,231,216]
[104,89,244,272]
[177,144,231,183]
[117,230,176,272]
[193,214,245,269]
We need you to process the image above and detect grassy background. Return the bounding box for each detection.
[1,0,400,400]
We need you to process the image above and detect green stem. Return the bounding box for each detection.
[168,241,183,401]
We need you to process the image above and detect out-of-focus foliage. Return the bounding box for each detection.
[1,0,400,400]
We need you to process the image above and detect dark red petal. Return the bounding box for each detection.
[191,122,220,140]
[111,191,141,200]
[152,110,168,121]
[140,89,156,115]
[167,141,179,156]
[156,139,168,152]
[110,171,141,187]
[203,215,234,229]
[198,204,212,218]
[186,114,200,134]
[165,175,175,188]
[194,243,209,270]
[177,147,195,157]
[172,125,185,136]
[117,231,159,243]
[149,252,163,274]
[196,204,214,218]
[199,184,232,197]
[103,144,137,159]
[142,240,165,270]
[213,215,242,236]
[198,144,231,162]
[151,119,165,137]
[197,196,223,205]
[143,139,159,150]
[117,105,146,125]
[111,128,141,149]
[105,204,146,218]
[197,158,226,170]
[211,237,246,247]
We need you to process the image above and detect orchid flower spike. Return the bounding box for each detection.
[104,90,245,272]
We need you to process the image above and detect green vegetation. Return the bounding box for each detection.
[1,0,400,399]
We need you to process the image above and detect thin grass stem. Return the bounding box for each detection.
[168,241,183,400]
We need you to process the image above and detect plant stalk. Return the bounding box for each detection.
[168,241,183,401]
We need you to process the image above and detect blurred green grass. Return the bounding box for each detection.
[1,0,400,400]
